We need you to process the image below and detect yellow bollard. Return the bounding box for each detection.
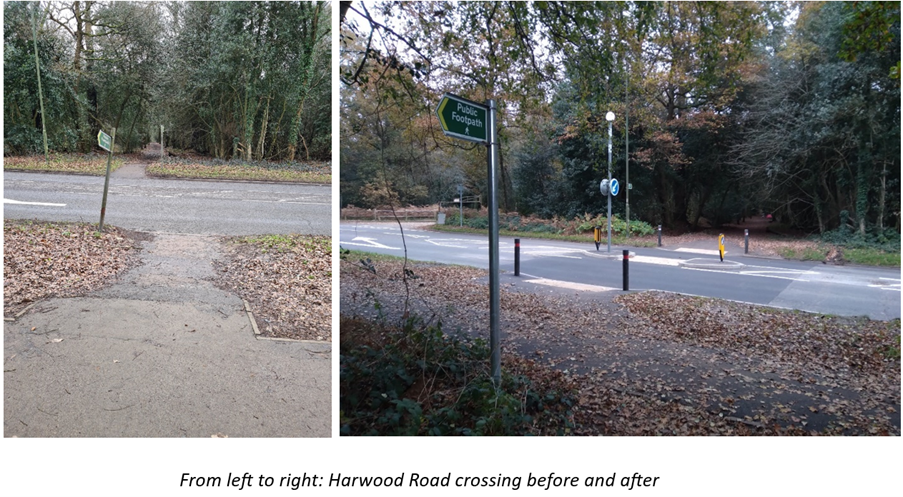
[718,233,725,262]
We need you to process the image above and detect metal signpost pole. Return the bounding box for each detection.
[487,99,501,387]
[31,5,49,163]
[436,93,498,386]
[607,115,613,253]
[98,128,116,232]
[625,73,629,238]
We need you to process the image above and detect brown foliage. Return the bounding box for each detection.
[3,221,141,316]
[213,235,331,341]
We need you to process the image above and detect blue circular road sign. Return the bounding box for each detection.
[610,178,620,196]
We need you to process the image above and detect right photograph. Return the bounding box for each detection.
[338,1,901,436]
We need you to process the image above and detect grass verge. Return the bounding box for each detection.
[779,244,900,267]
[844,247,901,266]
[147,159,330,183]
[4,154,124,175]
[431,224,658,247]
[241,233,331,254]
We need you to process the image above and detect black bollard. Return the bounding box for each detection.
[514,238,520,276]
[623,249,629,291]
[744,229,749,254]
[657,225,662,247]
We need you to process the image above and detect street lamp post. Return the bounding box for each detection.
[625,58,629,238]
[606,111,614,252]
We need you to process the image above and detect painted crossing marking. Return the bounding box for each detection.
[869,278,901,292]
[673,248,724,256]
[342,237,400,250]
[3,198,66,207]
[631,255,682,266]
[685,266,814,281]
[526,278,616,292]
[426,238,471,249]
[520,246,586,259]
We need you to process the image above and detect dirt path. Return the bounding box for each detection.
[109,142,165,179]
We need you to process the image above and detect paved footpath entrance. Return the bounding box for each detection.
[4,232,330,437]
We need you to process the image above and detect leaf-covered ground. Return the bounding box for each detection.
[147,156,331,183]
[340,258,901,435]
[213,235,332,341]
[3,153,124,175]
[3,221,144,317]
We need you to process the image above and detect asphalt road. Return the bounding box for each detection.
[3,171,330,235]
[340,221,902,320]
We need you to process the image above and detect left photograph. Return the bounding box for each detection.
[3,1,332,437]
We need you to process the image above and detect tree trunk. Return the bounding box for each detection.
[877,160,886,230]
[287,95,306,162]
[257,96,270,161]
[856,150,870,237]
[125,106,142,154]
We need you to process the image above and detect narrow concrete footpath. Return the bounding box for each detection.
[4,232,330,437]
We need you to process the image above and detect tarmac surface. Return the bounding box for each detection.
[4,228,331,437]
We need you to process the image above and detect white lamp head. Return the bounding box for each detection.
[605,111,615,122]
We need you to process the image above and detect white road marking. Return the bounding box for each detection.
[342,237,400,250]
[685,267,811,281]
[533,253,582,259]
[426,239,470,248]
[526,278,616,292]
[3,198,66,207]
[673,248,724,256]
[247,199,329,205]
[870,278,901,292]
[522,246,586,258]
[631,255,682,266]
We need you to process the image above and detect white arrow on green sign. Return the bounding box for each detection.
[436,93,488,143]
[98,130,112,152]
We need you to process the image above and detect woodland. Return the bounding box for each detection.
[340,1,901,240]
[4,1,331,162]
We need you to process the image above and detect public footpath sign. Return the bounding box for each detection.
[610,178,620,196]
[97,130,113,152]
[436,93,488,143]
[98,128,116,231]
[436,93,501,386]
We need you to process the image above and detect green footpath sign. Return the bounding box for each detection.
[436,93,488,143]
[98,130,112,152]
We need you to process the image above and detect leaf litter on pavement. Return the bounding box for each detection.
[213,235,331,341]
[341,257,900,435]
[3,220,144,317]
